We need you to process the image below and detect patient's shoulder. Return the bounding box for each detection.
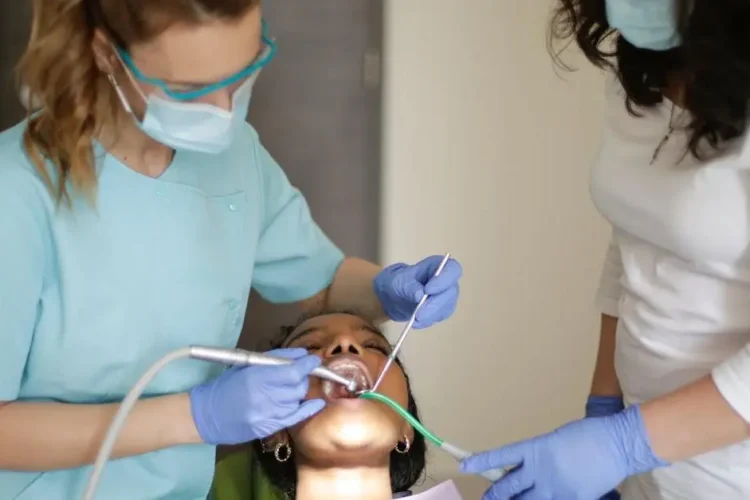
[211,449,284,500]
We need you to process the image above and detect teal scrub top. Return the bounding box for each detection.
[0,121,345,500]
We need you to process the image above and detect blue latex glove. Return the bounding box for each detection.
[461,406,668,500]
[374,255,462,328]
[586,396,625,500]
[189,348,325,445]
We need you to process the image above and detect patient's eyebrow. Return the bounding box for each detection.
[284,326,321,346]
[284,322,385,347]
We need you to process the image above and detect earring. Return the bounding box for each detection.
[395,436,410,454]
[274,442,292,462]
[260,440,274,453]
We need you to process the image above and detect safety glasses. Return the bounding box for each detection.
[115,20,277,102]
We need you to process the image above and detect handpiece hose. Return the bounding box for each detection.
[82,346,356,500]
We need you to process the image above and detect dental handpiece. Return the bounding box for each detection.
[189,346,358,392]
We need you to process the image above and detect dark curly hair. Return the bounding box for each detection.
[549,0,750,160]
[251,311,427,499]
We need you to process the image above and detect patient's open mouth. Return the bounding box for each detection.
[322,355,372,400]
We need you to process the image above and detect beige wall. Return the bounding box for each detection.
[381,0,609,496]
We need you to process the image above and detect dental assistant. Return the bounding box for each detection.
[0,2,462,499]
[462,1,750,499]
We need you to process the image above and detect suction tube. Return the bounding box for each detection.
[358,391,510,482]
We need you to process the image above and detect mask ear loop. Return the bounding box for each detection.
[107,73,134,115]
[109,44,151,107]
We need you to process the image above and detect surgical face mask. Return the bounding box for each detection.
[109,71,257,155]
[605,0,682,51]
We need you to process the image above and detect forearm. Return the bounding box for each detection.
[590,314,623,397]
[641,375,750,463]
[0,393,201,471]
[325,257,386,323]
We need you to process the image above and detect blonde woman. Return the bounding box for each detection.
[0,1,463,498]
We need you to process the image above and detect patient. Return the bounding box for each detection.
[249,311,455,500]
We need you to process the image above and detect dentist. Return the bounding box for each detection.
[0,1,461,499]
[463,1,750,499]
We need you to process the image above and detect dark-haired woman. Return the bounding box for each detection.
[462,1,750,499]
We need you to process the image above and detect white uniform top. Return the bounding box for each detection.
[592,76,750,500]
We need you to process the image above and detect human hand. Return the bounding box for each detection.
[189,348,325,445]
[585,396,626,499]
[461,406,667,500]
[373,255,462,328]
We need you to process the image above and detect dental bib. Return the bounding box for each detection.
[395,480,463,499]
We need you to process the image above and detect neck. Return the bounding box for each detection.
[97,109,174,178]
[296,464,393,500]
[663,74,686,107]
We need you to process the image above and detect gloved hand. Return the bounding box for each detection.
[189,348,325,445]
[374,255,462,328]
[585,395,626,500]
[461,405,668,500]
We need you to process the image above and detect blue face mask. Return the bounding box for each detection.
[605,0,682,51]
[110,71,258,155]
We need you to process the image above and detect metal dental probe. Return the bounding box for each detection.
[367,252,452,394]
[189,346,358,392]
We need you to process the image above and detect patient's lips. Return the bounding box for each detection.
[322,355,373,401]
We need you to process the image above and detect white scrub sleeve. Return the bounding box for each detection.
[595,235,623,318]
[712,345,750,424]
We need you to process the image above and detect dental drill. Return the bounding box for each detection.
[81,346,357,500]
[189,347,358,392]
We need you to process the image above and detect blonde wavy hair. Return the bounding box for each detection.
[17,0,259,205]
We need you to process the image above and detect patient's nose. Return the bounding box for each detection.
[326,335,363,357]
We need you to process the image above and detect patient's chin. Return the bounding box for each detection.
[330,419,391,449]
[294,410,399,460]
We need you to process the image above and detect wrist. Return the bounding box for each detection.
[609,405,669,476]
[586,394,624,418]
[168,393,203,445]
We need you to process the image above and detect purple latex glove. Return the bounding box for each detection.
[374,255,462,328]
[189,348,325,445]
[461,405,668,500]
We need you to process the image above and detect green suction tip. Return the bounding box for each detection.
[358,391,443,447]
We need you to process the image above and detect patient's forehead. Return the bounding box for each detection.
[284,313,383,346]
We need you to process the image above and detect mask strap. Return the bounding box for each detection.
[107,73,134,115]
[110,45,150,104]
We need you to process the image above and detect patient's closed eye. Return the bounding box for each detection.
[364,342,390,355]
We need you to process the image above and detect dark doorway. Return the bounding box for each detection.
[239,1,383,351]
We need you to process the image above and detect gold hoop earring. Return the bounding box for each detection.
[274,442,292,462]
[395,436,410,454]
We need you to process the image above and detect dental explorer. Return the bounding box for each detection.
[83,346,356,500]
[369,252,452,394]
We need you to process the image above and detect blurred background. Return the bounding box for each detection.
[0,1,608,497]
